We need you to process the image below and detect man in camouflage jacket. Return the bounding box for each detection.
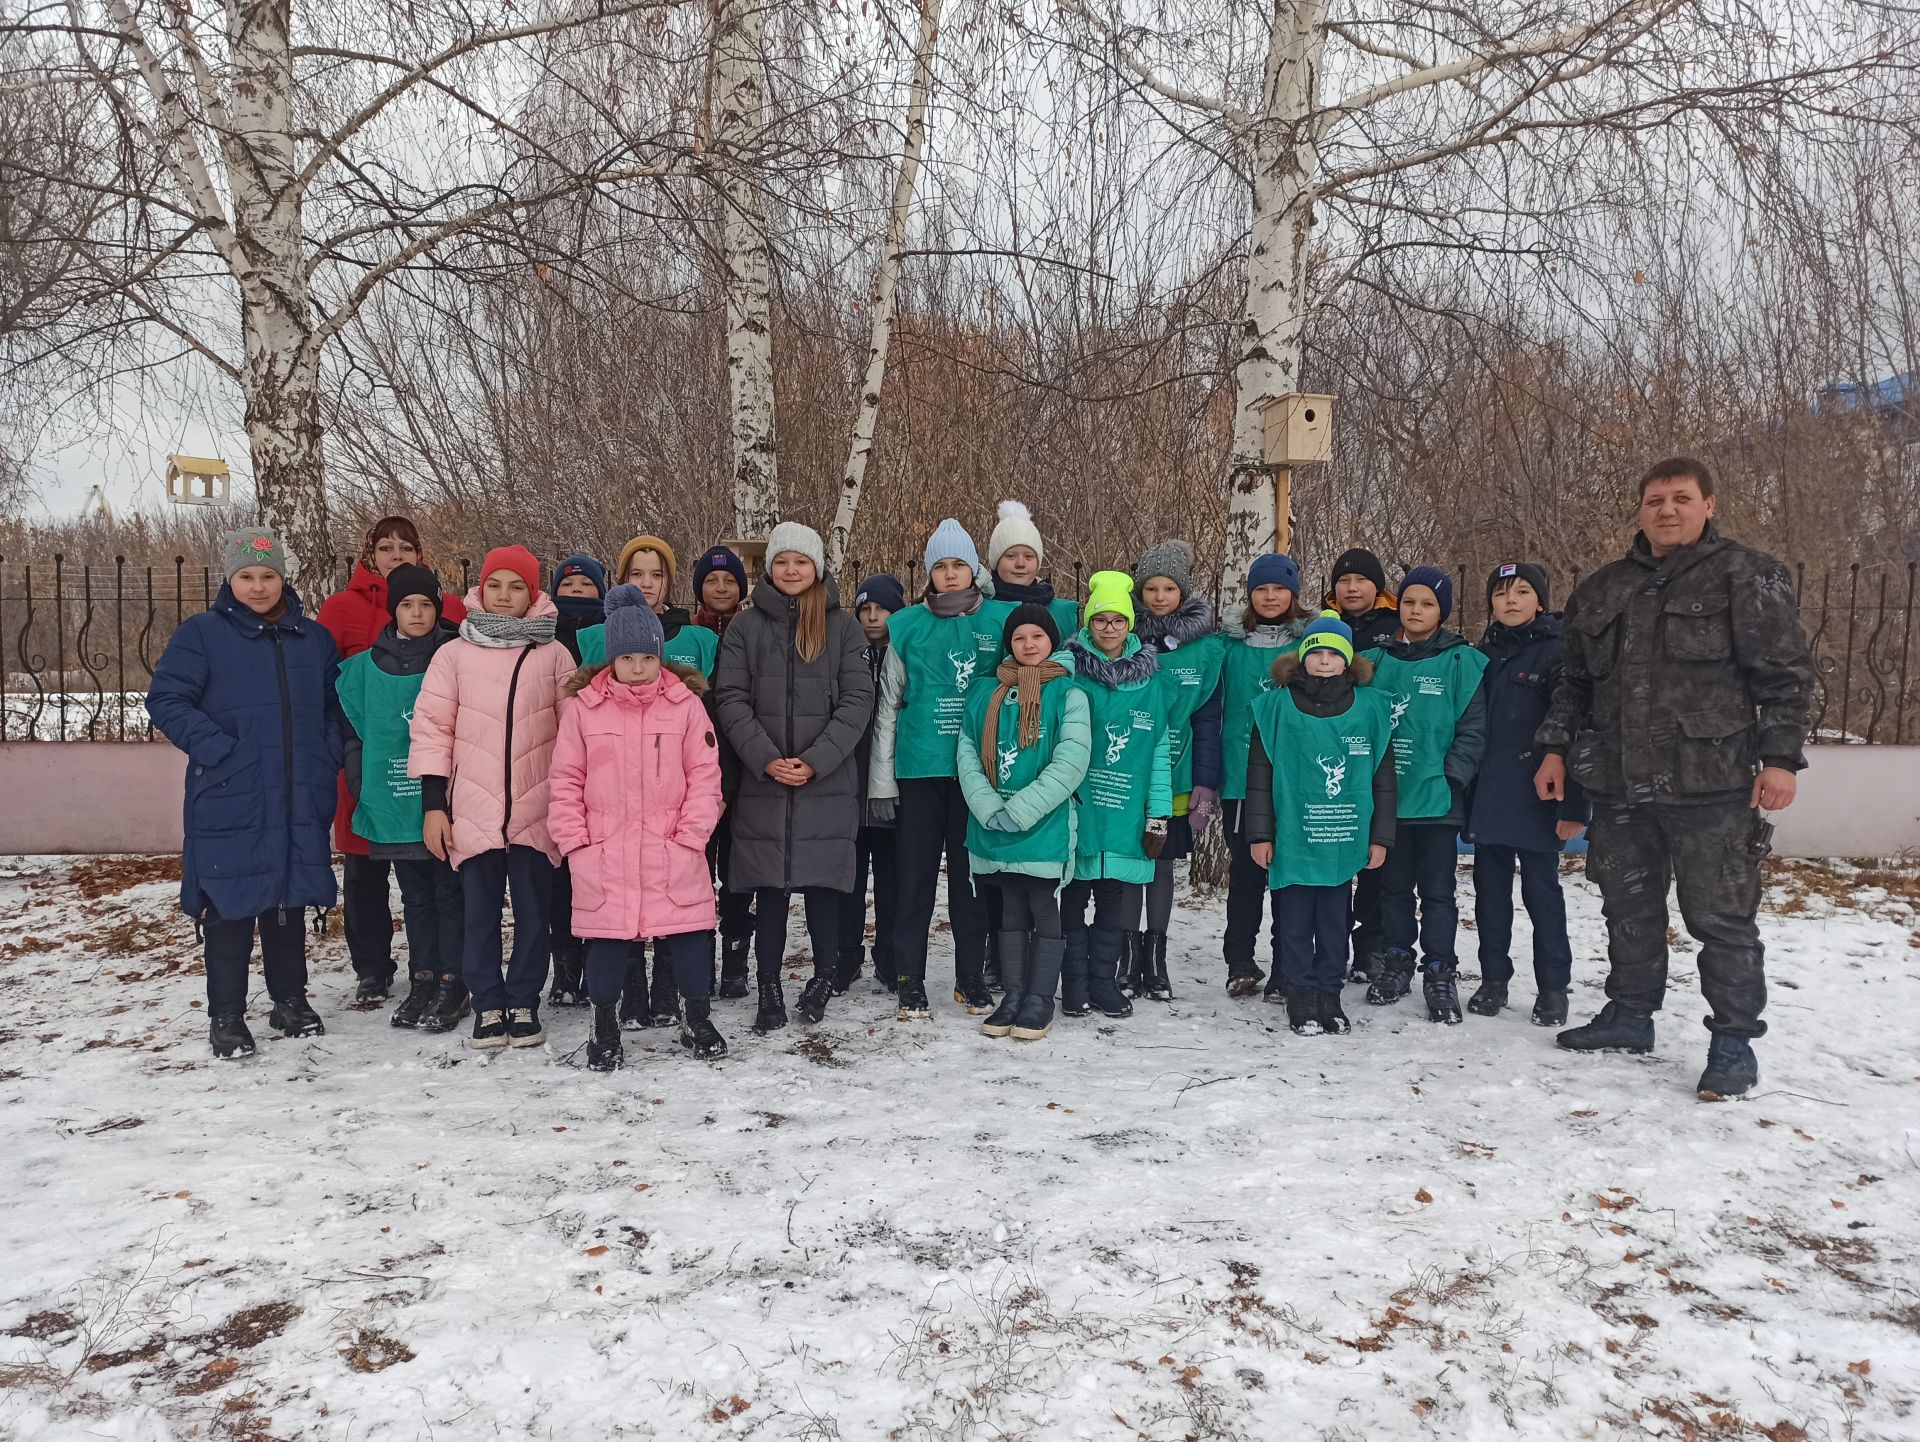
[1534,456,1813,1100]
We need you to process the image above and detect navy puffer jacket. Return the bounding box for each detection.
[1466,613,1590,851]
[146,584,343,920]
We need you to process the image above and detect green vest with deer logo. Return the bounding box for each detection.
[891,600,1015,779]
[1251,687,1392,889]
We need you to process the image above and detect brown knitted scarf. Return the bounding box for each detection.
[979,658,1068,781]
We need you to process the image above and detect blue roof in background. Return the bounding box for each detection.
[1817,371,1918,416]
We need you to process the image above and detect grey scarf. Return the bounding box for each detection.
[1136,594,1215,649]
[1230,618,1306,650]
[460,611,558,648]
[1066,637,1160,688]
[926,587,983,619]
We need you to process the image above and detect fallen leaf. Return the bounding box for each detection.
[1571,1109,1598,1118]
[1415,1188,1434,1204]
[1848,1360,1871,1376]
[584,1245,609,1257]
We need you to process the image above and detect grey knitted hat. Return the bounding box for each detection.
[604,583,664,660]
[1133,538,1195,598]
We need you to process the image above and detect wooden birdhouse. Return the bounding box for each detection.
[163,454,231,506]
[722,537,768,580]
[1251,393,1335,465]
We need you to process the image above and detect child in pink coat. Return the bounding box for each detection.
[409,545,575,1051]
[549,586,727,1068]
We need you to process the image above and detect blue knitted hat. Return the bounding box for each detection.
[1400,565,1454,622]
[924,518,980,578]
[693,545,747,599]
[854,574,906,613]
[603,583,664,660]
[1247,553,1301,596]
[1298,609,1355,664]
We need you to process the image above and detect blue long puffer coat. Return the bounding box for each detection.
[1465,613,1590,852]
[146,583,343,920]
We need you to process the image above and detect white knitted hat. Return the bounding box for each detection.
[765,521,826,576]
[987,499,1045,571]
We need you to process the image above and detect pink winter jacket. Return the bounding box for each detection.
[547,664,724,940]
[407,590,576,868]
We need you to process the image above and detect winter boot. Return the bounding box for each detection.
[505,1006,546,1047]
[1348,950,1378,985]
[953,961,994,1014]
[586,1004,622,1071]
[981,931,1029,1037]
[1318,990,1351,1035]
[1466,984,1507,1017]
[895,975,931,1020]
[1556,1001,1655,1054]
[209,1013,255,1059]
[1423,965,1463,1024]
[1225,959,1264,998]
[1117,933,1141,998]
[1011,936,1062,1041]
[1137,931,1173,1002]
[1696,1034,1759,1100]
[719,933,751,999]
[618,947,650,1029]
[983,931,1004,993]
[831,946,862,996]
[420,974,468,1032]
[390,970,438,1029]
[1286,991,1322,1036]
[355,973,394,1004]
[1531,989,1569,1027]
[681,997,728,1059]
[797,974,833,1025]
[268,995,325,1037]
[754,978,788,1034]
[1087,927,1135,1019]
[1060,934,1091,1017]
[1262,972,1287,1005]
[648,949,681,1027]
[874,961,898,994]
[470,1008,509,1049]
[1365,949,1415,1006]
[548,947,586,1008]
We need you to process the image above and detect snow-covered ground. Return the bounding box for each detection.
[1,853,1916,1442]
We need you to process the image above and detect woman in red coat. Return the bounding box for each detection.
[317,516,468,1001]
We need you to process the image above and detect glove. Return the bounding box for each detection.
[866,796,897,827]
[1188,785,1218,837]
[1142,817,1168,859]
[984,807,1020,833]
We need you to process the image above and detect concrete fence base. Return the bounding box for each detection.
[0,741,1915,860]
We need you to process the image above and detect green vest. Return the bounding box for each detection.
[1072,669,1166,871]
[1220,637,1283,800]
[334,652,426,845]
[890,600,1015,779]
[1047,597,1082,640]
[1364,642,1490,819]
[1251,688,1393,888]
[576,621,718,676]
[961,678,1073,867]
[1154,633,1225,795]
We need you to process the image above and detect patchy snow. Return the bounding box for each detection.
[0,853,1916,1442]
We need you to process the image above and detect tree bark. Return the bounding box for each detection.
[712,0,779,539]
[826,0,943,575]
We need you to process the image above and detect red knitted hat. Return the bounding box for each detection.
[480,544,540,595]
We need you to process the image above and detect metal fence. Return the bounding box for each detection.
[1,552,1913,744]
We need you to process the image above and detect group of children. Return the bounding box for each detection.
[146,503,1589,1063]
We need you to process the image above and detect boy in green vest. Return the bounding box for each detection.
[957,603,1091,1041]
[1244,614,1397,1035]
[1059,572,1173,1019]
[1360,567,1489,1023]
[335,564,467,1033]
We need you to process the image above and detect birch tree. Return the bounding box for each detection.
[6,0,700,582]
[1051,0,1918,593]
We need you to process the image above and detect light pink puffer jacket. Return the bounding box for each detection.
[408,590,576,868]
[547,665,723,940]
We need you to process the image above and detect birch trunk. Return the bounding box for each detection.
[825,0,943,575]
[1223,0,1326,604]
[712,0,779,539]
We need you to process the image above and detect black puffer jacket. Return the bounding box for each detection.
[713,576,875,892]
[1537,525,1814,803]
[1465,614,1589,851]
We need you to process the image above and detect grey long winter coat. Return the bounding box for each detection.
[714,575,875,892]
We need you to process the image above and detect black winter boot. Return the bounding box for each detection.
[1225,959,1264,998]
[681,997,728,1058]
[895,975,931,1019]
[831,947,862,996]
[797,974,832,1025]
[420,974,468,1032]
[1262,972,1287,1005]
[470,1008,508,1049]
[355,973,393,1004]
[1531,989,1569,1027]
[1696,1034,1758,1100]
[1423,965,1463,1025]
[209,1013,255,1059]
[1117,933,1141,998]
[1365,949,1415,1006]
[1137,931,1173,1002]
[1317,990,1351,1035]
[587,1004,622,1071]
[269,995,324,1037]
[1286,991,1321,1036]
[548,947,586,1008]
[719,933,751,999]
[1557,1001,1655,1054]
[1087,927,1134,1019]
[953,962,994,1014]
[390,970,438,1029]
[505,1006,546,1047]
[983,931,1004,993]
[648,949,681,1027]
[619,947,650,1029]
[753,978,788,1034]
[1060,934,1090,1017]
[1011,936,1062,1040]
[981,931,1029,1037]
[1348,950,1378,985]
[1466,984,1506,1017]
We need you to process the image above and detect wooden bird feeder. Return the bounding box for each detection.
[1248,393,1335,549]
[722,537,768,579]
[163,454,231,506]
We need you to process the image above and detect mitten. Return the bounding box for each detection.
[1188,785,1218,836]
[1142,817,1168,859]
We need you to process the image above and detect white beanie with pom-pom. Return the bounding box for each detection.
[987,499,1045,572]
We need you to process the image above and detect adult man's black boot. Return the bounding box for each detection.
[1557,1001,1655,1054]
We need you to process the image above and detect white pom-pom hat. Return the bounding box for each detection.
[987,498,1046,572]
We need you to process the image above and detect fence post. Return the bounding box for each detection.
[115,557,127,741]
[1899,562,1916,745]
[54,554,66,740]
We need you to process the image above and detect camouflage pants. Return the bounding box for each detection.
[1587,796,1770,1039]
